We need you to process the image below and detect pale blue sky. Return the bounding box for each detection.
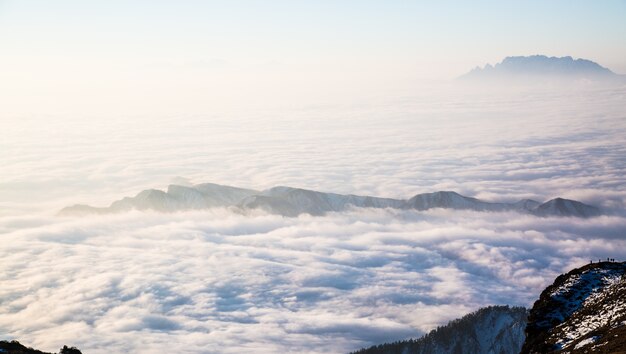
[1,0,625,114]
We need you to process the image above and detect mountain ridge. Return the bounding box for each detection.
[459,55,623,83]
[60,183,602,218]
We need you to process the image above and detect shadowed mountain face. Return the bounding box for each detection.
[262,186,405,216]
[460,55,622,83]
[60,183,601,218]
[351,306,528,354]
[522,261,626,353]
[532,197,602,218]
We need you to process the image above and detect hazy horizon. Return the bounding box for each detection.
[2,0,626,116]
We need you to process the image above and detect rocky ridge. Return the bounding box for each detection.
[522,261,626,353]
[60,183,602,218]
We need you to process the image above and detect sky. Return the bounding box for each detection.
[1,0,626,114]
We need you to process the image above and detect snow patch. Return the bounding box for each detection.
[574,336,599,349]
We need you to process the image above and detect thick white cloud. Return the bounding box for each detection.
[0,209,625,353]
[0,85,625,352]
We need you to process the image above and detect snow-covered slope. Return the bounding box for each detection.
[522,261,626,353]
[352,306,528,354]
[59,183,601,218]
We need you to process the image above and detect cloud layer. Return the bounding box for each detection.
[1,208,625,353]
[2,86,625,215]
[0,85,625,352]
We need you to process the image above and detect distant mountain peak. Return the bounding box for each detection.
[532,197,601,218]
[460,55,620,82]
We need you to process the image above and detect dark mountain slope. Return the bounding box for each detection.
[0,341,81,354]
[351,306,528,354]
[532,197,601,218]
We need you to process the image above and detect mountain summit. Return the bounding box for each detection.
[460,55,620,83]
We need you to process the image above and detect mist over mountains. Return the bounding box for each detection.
[460,55,623,83]
[60,183,602,218]
[2,55,625,354]
[2,0,626,352]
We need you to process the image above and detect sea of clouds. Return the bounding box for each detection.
[1,209,625,353]
[0,85,625,353]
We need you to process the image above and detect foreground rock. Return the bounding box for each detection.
[522,261,626,353]
[0,341,81,354]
